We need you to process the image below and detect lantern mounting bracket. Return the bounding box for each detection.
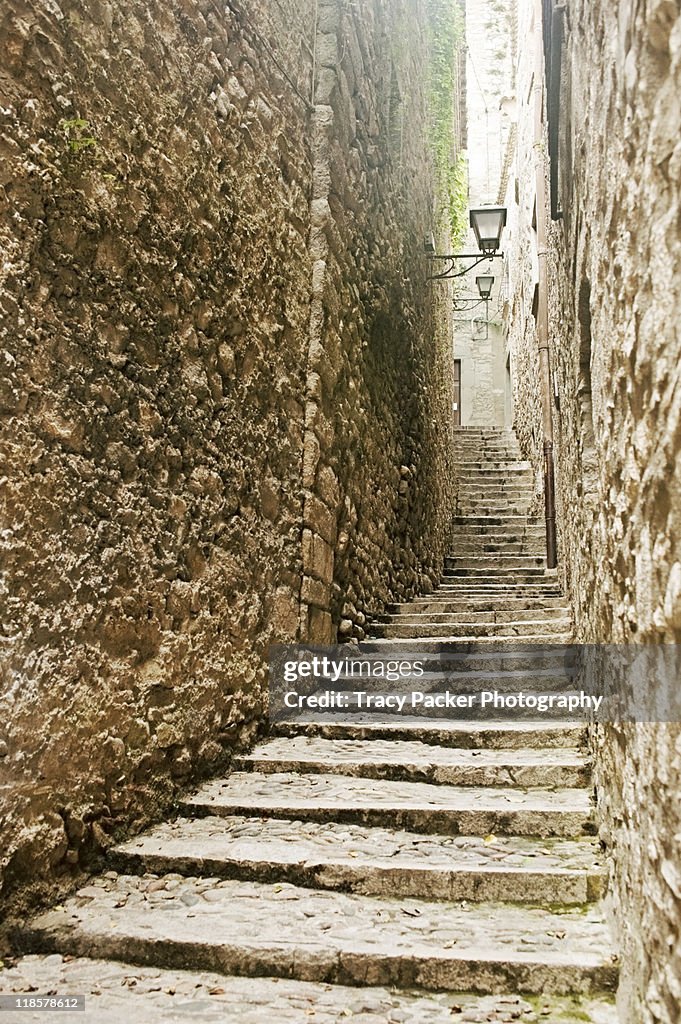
[428,252,503,281]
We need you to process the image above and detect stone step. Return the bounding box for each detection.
[454,452,523,459]
[332,649,575,671]
[453,515,542,525]
[453,445,522,452]
[458,492,534,499]
[451,525,546,535]
[274,717,587,749]
[0,957,622,1024]
[363,637,575,655]
[181,772,595,837]
[457,486,533,496]
[455,469,528,476]
[453,454,524,461]
[111,814,604,904]
[441,579,552,590]
[382,608,571,624]
[369,633,575,646]
[456,507,534,516]
[450,536,548,544]
[371,621,573,640]
[435,592,563,603]
[457,490,533,499]
[311,675,576,702]
[301,697,578,725]
[392,597,569,612]
[446,555,547,568]
[451,542,545,554]
[456,472,532,480]
[233,737,591,788]
[388,594,568,608]
[442,570,549,581]
[16,877,617,996]
[435,582,561,593]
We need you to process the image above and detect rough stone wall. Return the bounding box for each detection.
[300,0,457,642]
[0,0,316,915]
[501,0,546,507]
[0,0,456,914]
[504,1,681,1020]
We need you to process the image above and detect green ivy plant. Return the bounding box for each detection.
[427,0,467,246]
[60,118,98,154]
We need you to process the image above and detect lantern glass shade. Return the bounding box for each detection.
[470,207,507,254]
[476,275,494,299]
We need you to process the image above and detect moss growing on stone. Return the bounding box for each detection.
[427,0,467,245]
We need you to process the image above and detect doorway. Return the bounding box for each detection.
[453,359,462,426]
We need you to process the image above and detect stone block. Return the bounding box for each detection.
[303,493,337,545]
[303,528,335,584]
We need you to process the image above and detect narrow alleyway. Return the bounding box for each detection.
[3,431,618,1022]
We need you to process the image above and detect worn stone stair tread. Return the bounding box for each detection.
[370,632,573,644]
[365,635,574,649]
[372,627,573,640]
[233,737,590,787]
[110,814,604,903]
[0,957,620,1024]
[274,718,586,749]
[18,876,618,995]
[385,608,570,622]
[181,772,593,837]
[391,605,571,616]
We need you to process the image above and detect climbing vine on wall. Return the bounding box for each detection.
[427,0,467,246]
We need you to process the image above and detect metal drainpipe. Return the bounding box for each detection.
[534,0,558,569]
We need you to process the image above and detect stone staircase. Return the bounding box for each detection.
[371,429,571,645]
[2,428,619,1023]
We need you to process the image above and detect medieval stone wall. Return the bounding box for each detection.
[0,0,456,915]
[504,1,681,1020]
[301,0,457,641]
[0,0,316,916]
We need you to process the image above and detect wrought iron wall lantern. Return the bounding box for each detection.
[452,275,495,313]
[426,207,507,281]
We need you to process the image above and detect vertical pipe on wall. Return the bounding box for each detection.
[534,0,558,569]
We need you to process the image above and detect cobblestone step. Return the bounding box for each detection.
[0,956,619,1023]
[16,877,617,996]
[110,815,604,903]
[233,737,591,788]
[181,772,595,837]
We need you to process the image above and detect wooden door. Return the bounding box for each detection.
[453,359,462,426]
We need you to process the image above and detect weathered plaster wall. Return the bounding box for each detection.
[0,0,456,915]
[504,1,681,1020]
